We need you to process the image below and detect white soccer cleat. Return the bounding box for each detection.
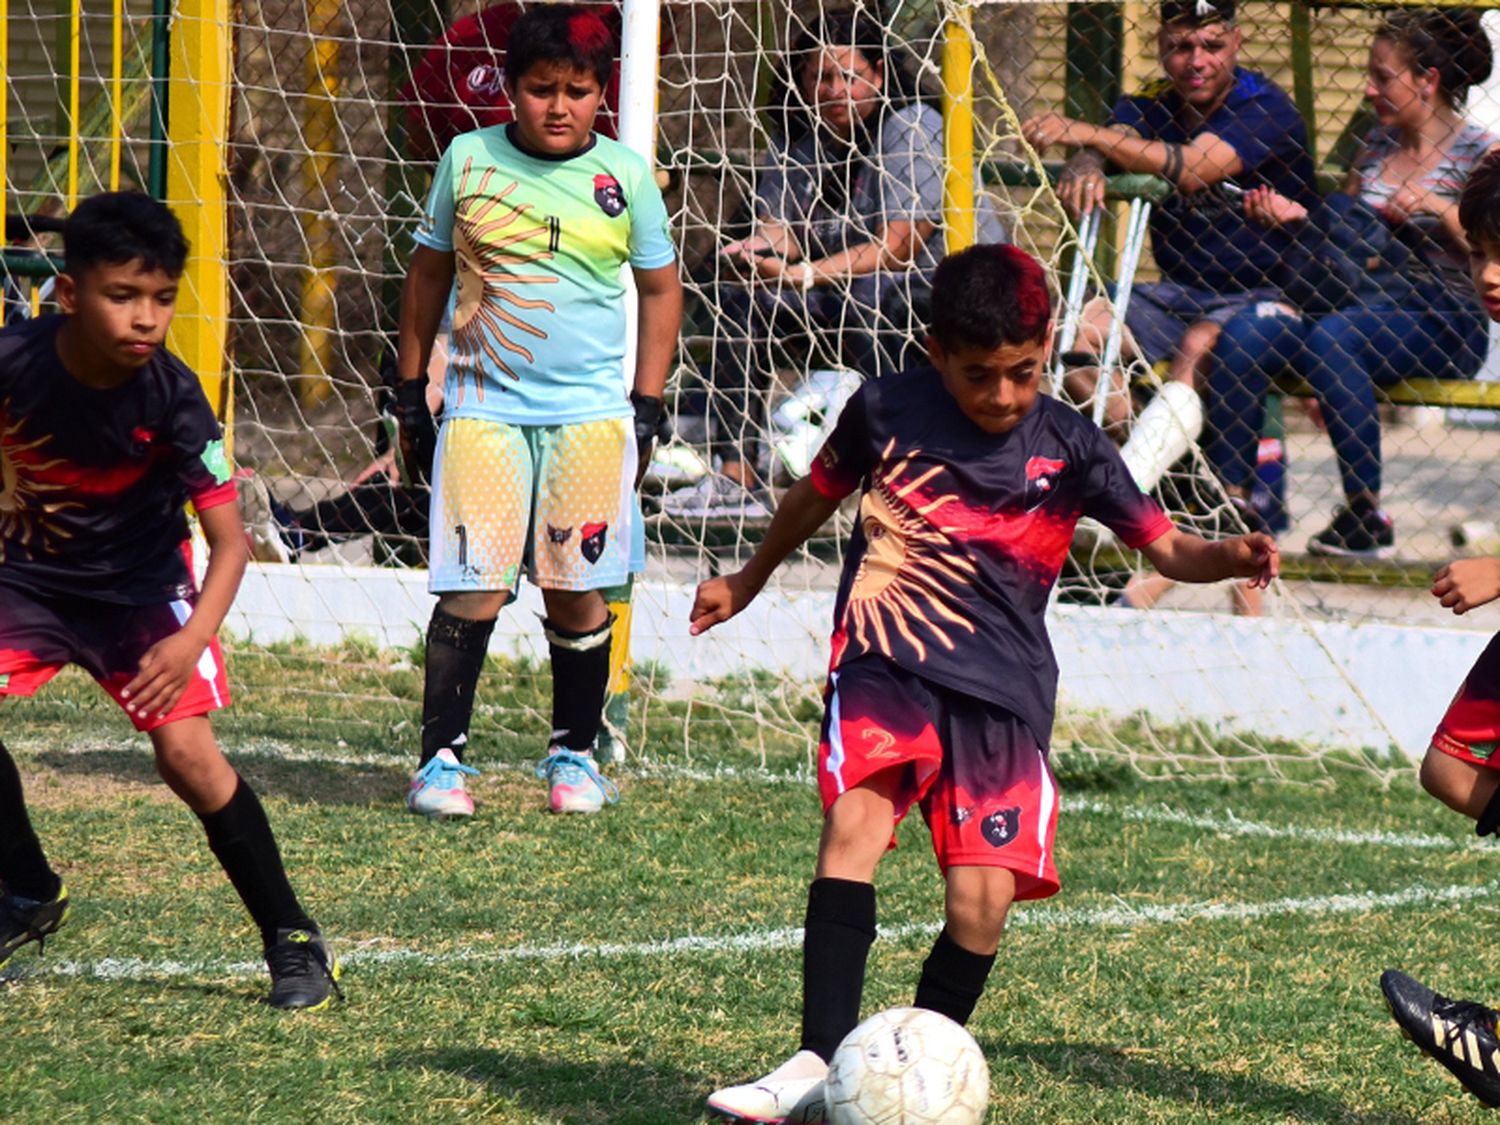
[706,1049,829,1123]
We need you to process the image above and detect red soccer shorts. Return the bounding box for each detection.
[1432,634,1500,767]
[0,582,230,732]
[817,654,1060,900]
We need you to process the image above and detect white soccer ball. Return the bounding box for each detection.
[825,1007,990,1124]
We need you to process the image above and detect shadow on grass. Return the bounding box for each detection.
[989,1038,1423,1124]
[30,746,405,808]
[401,1046,712,1124]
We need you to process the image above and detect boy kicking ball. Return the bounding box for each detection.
[692,244,1277,1122]
[1381,148,1500,1106]
[0,192,339,1010]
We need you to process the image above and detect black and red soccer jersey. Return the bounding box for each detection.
[0,314,236,604]
[809,368,1173,746]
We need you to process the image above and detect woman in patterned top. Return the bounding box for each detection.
[1205,8,1496,557]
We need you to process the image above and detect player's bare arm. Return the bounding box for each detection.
[1023,113,1242,192]
[122,499,248,719]
[1432,558,1500,615]
[630,261,682,402]
[1140,526,1279,588]
[689,477,842,635]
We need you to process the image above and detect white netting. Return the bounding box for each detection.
[7,0,1498,781]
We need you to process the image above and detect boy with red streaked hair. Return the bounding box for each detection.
[694,243,1276,1122]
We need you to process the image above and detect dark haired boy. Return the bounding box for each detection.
[1381,149,1500,1107]
[0,192,338,1009]
[398,3,682,817]
[694,244,1276,1122]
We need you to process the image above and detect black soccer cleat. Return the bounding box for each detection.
[265,927,343,1011]
[1382,968,1500,1107]
[0,883,71,972]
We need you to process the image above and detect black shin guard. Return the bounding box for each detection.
[0,740,60,901]
[800,877,878,1062]
[544,617,612,751]
[913,927,997,1027]
[198,777,316,948]
[421,606,496,766]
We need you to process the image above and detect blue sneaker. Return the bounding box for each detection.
[407,748,478,818]
[536,748,619,814]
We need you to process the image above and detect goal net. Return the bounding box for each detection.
[5,0,1492,782]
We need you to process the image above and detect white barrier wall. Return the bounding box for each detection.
[229,564,1490,758]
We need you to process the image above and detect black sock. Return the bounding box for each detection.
[800,877,877,1062]
[913,927,996,1027]
[0,740,60,901]
[197,777,316,948]
[544,618,611,752]
[420,606,495,766]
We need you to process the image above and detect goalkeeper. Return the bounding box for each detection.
[396,3,682,818]
[693,244,1276,1122]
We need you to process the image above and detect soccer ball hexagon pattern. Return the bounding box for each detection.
[825,1007,990,1124]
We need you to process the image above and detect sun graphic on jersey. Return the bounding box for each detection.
[844,439,978,663]
[449,163,559,405]
[0,413,79,563]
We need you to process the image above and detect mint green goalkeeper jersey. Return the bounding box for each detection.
[414,125,677,425]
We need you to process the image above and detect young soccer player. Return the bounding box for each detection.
[397,4,682,818]
[1381,148,1500,1107]
[693,243,1277,1123]
[0,192,339,1010]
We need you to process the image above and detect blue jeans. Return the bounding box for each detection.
[1206,297,1487,497]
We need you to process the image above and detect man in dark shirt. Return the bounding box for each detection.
[694,243,1277,1122]
[0,192,339,1010]
[1022,0,1317,495]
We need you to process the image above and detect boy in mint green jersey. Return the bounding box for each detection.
[396,3,682,818]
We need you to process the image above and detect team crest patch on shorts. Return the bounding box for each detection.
[1472,741,1498,762]
[580,521,609,564]
[547,524,573,544]
[981,806,1022,847]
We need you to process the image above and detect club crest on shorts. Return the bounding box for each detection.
[1023,455,1067,511]
[980,806,1022,848]
[580,521,609,563]
[593,174,626,217]
[546,523,573,545]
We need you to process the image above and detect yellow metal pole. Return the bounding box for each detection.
[68,0,80,208]
[1,0,8,212]
[111,0,124,190]
[166,0,232,428]
[941,8,976,251]
[299,0,342,408]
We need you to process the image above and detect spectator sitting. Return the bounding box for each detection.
[659,6,1003,521]
[1021,0,1317,496]
[1205,8,1495,558]
[240,335,446,566]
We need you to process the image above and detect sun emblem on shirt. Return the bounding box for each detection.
[843,439,977,663]
[449,163,559,404]
[0,411,79,562]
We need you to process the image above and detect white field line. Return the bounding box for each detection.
[26,737,1493,854]
[20,879,1497,985]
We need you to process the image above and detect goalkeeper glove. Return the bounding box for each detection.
[630,391,664,488]
[395,377,438,487]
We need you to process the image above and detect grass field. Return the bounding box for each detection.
[3,649,1498,1123]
